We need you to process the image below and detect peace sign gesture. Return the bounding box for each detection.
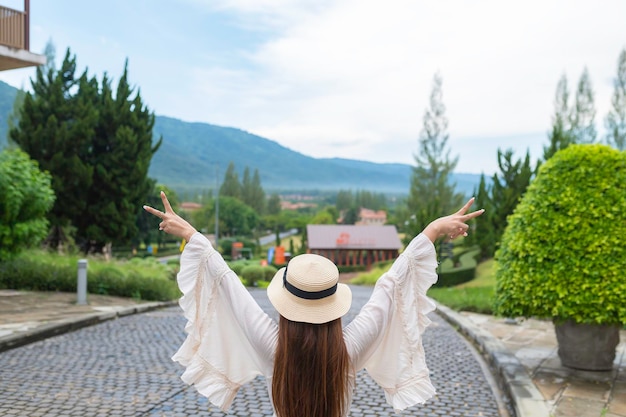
[422,197,485,243]
[143,191,197,242]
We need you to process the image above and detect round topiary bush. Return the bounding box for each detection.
[241,265,267,287]
[494,144,626,325]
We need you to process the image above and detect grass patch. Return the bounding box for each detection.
[429,257,495,313]
[458,258,495,288]
[427,286,495,314]
[350,256,496,314]
[349,261,394,285]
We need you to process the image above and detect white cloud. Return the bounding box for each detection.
[190,0,626,174]
[2,0,625,176]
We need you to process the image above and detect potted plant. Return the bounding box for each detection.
[494,144,626,371]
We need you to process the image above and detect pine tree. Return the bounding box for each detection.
[10,49,95,249]
[605,48,626,151]
[41,38,56,75]
[10,49,160,253]
[250,169,266,214]
[267,193,282,215]
[220,162,242,199]
[569,67,597,144]
[469,149,534,259]
[241,167,252,204]
[76,62,161,253]
[241,167,266,214]
[469,174,495,259]
[489,149,535,255]
[335,190,353,212]
[406,72,462,240]
[543,74,575,161]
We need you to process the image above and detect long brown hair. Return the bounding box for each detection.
[271,315,351,417]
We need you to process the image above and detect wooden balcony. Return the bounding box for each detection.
[0,1,46,71]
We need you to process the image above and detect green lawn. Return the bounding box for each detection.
[351,257,497,314]
[427,258,495,314]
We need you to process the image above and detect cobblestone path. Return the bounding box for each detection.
[0,286,507,416]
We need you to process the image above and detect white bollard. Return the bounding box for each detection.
[77,259,88,305]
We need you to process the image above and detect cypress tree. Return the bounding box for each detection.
[543,74,574,161]
[220,162,242,199]
[250,169,266,214]
[267,193,282,215]
[10,49,161,253]
[489,149,535,255]
[406,72,462,241]
[569,68,597,144]
[76,63,161,253]
[605,48,626,151]
[10,50,95,249]
[469,174,495,258]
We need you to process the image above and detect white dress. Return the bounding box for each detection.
[172,232,438,415]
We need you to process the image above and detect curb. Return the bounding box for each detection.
[435,304,551,417]
[0,300,179,354]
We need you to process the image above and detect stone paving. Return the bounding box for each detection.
[457,310,626,417]
[0,286,508,416]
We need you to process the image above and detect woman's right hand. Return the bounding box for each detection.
[143,191,197,242]
[422,197,485,243]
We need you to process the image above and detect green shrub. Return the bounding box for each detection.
[241,265,266,287]
[495,144,626,324]
[262,265,278,281]
[0,250,179,301]
[0,149,55,260]
[229,259,253,276]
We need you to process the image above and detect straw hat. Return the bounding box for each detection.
[267,253,352,324]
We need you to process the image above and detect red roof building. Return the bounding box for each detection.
[179,202,202,212]
[355,208,387,226]
[306,224,402,269]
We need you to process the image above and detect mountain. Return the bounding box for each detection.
[0,80,18,147]
[151,116,419,194]
[0,80,483,195]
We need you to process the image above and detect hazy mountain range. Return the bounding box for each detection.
[0,80,483,196]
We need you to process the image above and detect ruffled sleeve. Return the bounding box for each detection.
[172,232,278,412]
[343,233,438,413]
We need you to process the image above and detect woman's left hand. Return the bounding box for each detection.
[143,191,197,242]
[423,197,485,243]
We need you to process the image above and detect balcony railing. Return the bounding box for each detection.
[0,4,28,50]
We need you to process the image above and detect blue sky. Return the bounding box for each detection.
[2,0,625,175]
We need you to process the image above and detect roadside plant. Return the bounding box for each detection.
[0,149,55,260]
[494,144,626,325]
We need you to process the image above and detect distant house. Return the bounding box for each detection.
[280,201,317,210]
[355,208,387,226]
[0,1,46,71]
[306,224,402,269]
[179,202,202,212]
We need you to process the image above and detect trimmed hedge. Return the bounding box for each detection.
[435,248,479,287]
[495,144,626,325]
[0,250,180,301]
[229,260,255,276]
[240,264,278,287]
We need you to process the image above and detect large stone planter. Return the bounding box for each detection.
[554,320,620,371]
